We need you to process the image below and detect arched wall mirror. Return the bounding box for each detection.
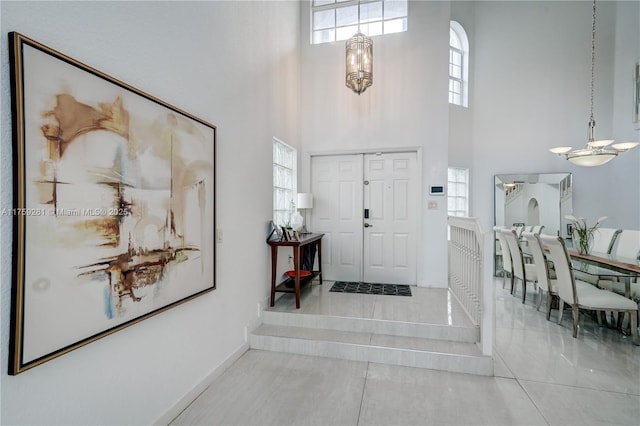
[494,173,573,273]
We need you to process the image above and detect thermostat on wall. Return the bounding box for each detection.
[430,185,445,196]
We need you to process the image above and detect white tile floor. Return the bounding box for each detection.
[171,278,640,425]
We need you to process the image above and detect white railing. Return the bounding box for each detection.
[448,216,492,356]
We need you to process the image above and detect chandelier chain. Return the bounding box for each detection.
[589,0,596,122]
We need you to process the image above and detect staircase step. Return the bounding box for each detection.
[262,310,479,343]
[249,324,493,376]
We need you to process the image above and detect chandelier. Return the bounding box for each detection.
[550,0,638,166]
[345,2,373,95]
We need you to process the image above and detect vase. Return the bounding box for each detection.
[576,235,591,255]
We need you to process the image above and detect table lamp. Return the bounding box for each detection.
[297,193,313,234]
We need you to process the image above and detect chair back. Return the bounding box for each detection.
[495,227,512,275]
[611,229,640,260]
[531,225,544,235]
[513,226,524,238]
[590,228,620,254]
[522,232,549,292]
[501,229,525,281]
[540,235,577,305]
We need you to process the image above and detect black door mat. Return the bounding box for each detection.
[329,281,412,296]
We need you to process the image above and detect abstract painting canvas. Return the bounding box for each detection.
[8,33,216,374]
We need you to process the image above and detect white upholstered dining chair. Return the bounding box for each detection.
[495,227,513,290]
[522,232,557,320]
[540,235,639,345]
[611,229,640,260]
[590,228,621,254]
[500,229,537,303]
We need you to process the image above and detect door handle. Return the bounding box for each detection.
[364,223,373,228]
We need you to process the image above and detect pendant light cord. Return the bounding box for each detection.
[589,0,596,124]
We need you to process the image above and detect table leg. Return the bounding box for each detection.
[293,246,301,309]
[270,245,278,307]
[317,239,323,284]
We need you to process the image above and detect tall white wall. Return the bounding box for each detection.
[0,1,300,424]
[470,1,640,235]
[299,0,451,287]
[449,1,476,174]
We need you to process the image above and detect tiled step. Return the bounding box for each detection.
[249,324,493,376]
[261,310,479,343]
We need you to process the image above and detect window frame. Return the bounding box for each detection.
[447,167,469,218]
[273,138,297,227]
[311,0,408,45]
[449,21,469,108]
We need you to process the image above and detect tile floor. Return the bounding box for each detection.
[171,278,640,425]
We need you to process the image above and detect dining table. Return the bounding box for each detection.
[568,249,640,299]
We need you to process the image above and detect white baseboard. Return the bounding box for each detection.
[153,342,249,425]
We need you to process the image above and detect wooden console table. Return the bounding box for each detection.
[267,233,323,309]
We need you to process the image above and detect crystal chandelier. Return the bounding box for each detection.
[550,0,638,166]
[345,2,373,95]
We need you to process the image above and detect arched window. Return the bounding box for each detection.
[449,21,469,107]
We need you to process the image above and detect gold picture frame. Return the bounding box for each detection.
[8,32,217,374]
[634,59,640,129]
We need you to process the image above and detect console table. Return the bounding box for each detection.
[267,233,323,309]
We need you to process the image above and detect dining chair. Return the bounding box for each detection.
[611,229,640,260]
[500,229,537,303]
[522,232,557,319]
[590,228,621,254]
[495,227,513,290]
[540,235,639,345]
[513,226,524,239]
[531,225,544,235]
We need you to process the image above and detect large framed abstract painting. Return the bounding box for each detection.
[8,33,216,375]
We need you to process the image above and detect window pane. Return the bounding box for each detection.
[450,64,461,79]
[336,4,358,27]
[314,9,335,30]
[451,80,461,94]
[314,0,335,6]
[384,18,406,34]
[361,1,382,23]
[313,29,335,44]
[336,25,358,41]
[451,50,462,67]
[450,29,461,49]
[385,0,407,19]
[361,21,383,37]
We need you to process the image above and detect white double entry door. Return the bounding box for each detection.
[310,152,418,285]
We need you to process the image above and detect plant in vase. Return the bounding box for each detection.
[564,215,607,255]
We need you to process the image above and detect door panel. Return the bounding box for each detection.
[363,152,417,284]
[311,155,363,282]
[310,152,417,284]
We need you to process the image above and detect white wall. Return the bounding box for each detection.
[470,1,640,236]
[449,1,476,175]
[0,1,300,424]
[299,0,451,287]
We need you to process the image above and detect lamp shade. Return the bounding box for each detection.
[567,150,617,167]
[297,193,313,209]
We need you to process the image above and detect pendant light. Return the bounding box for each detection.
[345,1,373,95]
[550,0,638,166]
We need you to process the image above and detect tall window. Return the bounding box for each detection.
[311,0,408,45]
[273,138,297,227]
[447,167,469,217]
[449,21,469,107]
